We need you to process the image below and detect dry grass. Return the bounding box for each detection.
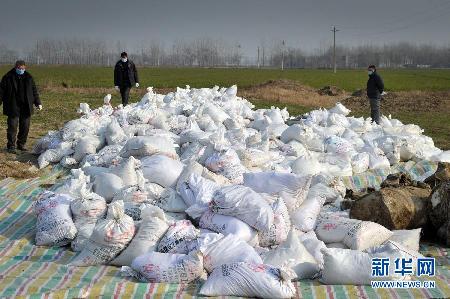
[0,152,40,179]
[239,80,347,108]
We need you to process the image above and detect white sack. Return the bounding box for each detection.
[126,250,204,283]
[71,200,135,266]
[70,189,107,251]
[264,229,319,279]
[211,185,274,231]
[105,119,127,145]
[291,156,322,177]
[291,195,326,232]
[73,135,103,162]
[351,152,370,174]
[93,173,124,202]
[120,136,177,159]
[38,141,74,169]
[141,155,184,187]
[157,220,199,254]
[200,262,296,298]
[205,149,246,184]
[199,210,258,245]
[34,191,77,246]
[315,214,393,250]
[243,172,311,211]
[154,188,188,213]
[109,157,140,187]
[194,234,263,273]
[389,228,421,252]
[259,198,291,247]
[111,205,169,266]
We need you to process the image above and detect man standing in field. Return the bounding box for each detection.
[366,64,385,124]
[0,60,42,153]
[114,52,139,106]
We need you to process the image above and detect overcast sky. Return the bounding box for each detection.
[1,0,449,56]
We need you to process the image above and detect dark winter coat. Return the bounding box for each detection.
[114,60,139,87]
[366,71,384,99]
[0,68,41,117]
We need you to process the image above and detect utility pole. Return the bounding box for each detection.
[331,25,339,73]
[257,47,260,68]
[262,46,265,67]
[281,40,285,71]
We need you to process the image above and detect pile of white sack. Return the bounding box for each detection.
[33,85,449,298]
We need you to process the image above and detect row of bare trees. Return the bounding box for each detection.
[1,39,449,68]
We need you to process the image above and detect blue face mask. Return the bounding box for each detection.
[15,68,25,75]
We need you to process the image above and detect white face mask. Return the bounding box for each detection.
[368,70,374,75]
[121,58,128,62]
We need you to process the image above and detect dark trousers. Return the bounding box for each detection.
[120,86,131,106]
[369,97,381,124]
[7,115,31,149]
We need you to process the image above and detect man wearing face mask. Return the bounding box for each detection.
[0,60,42,153]
[114,52,139,106]
[366,65,385,124]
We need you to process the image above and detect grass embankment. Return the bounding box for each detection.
[1,65,450,91]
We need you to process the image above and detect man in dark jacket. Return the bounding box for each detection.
[0,60,42,153]
[114,52,139,106]
[366,64,385,124]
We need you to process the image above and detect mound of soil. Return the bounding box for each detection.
[317,85,343,96]
[341,90,450,113]
[240,80,344,108]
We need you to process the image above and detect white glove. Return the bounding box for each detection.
[135,83,139,88]
[37,105,42,111]
[381,91,387,96]
[114,86,120,91]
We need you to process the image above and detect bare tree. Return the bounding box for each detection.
[10,37,450,68]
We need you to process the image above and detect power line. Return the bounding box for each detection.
[344,5,450,39]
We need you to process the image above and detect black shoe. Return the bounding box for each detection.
[7,147,16,154]
[17,145,28,151]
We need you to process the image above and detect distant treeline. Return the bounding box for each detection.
[1,38,449,68]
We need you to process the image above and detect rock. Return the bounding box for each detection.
[424,162,450,188]
[428,181,450,245]
[436,221,449,245]
[435,163,450,181]
[350,186,431,230]
[317,85,342,96]
[345,189,368,201]
[381,173,428,189]
[340,199,354,210]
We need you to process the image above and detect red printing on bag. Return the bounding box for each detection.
[248,263,268,273]
[104,225,134,242]
[322,223,338,230]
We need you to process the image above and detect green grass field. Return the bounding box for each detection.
[1,65,450,91]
